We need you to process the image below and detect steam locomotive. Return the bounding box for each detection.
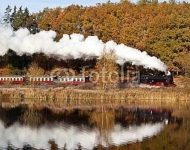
[0,73,175,87]
[139,74,175,87]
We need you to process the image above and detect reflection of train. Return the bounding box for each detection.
[134,107,172,123]
[0,73,175,87]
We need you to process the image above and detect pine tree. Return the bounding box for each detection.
[3,5,12,27]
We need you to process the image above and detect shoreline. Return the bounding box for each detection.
[0,86,190,107]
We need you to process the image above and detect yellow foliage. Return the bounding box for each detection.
[95,48,119,89]
[27,62,45,76]
[0,68,12,75]
[50,68,76,76]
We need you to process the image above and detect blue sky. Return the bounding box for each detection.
[0,0,120,14]
[0,0,189,14]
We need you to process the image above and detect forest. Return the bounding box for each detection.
[1,0,190,76]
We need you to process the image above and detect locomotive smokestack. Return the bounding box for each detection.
[0,25,167,72]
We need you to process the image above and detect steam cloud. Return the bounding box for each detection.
[0,25,167,71]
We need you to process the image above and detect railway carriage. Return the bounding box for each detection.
[0,76,25,84]
[57,76,90,85]
[28,76,54,85]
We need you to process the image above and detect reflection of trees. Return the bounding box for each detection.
[20,108,43,127]
[89,107,115,146]
[141,118,186,150]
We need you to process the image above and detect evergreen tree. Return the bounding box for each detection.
[3,5,12,27]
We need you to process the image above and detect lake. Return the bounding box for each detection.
[0,104,188,150]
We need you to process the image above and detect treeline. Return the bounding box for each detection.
[1,0,190,76]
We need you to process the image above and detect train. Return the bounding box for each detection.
[0,75,90,86]
[0,73,175,87]
[139,74,175,87]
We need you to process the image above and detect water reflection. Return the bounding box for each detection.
[0,106,168,150]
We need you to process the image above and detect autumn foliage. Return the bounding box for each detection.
[2,1,190,76]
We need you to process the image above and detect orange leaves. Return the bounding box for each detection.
[0,68,11,75]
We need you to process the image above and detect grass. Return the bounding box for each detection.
[0,85,190,109]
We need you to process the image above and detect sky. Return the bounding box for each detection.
[0,0,120,14]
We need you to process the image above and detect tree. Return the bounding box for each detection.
[3,5,12,27]
[27,62,45,76]
[95,48,119,89]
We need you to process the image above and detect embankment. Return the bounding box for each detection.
[0,87,190,109]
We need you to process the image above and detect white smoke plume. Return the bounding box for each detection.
[0,25,167,71]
